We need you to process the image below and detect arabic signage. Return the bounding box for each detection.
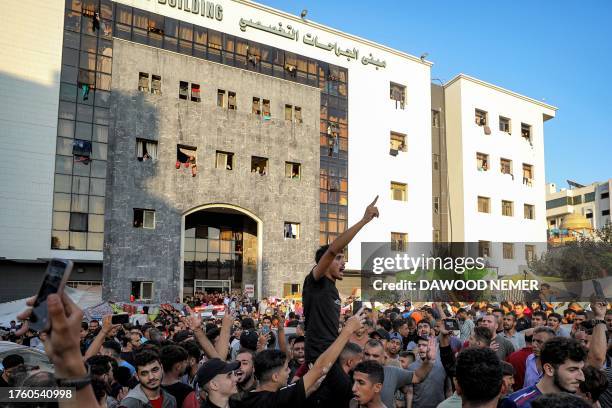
[156,0,223,21]
[239,18,387,69]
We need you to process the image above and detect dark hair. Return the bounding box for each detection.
[456,348,502,404]
[1,354,24,369]
[377,318,392,332]
[415,335,429,344]
[492,308,504,315]
[578,365,608,403]
[172,330,192,343]
[315,244,330,264]
[292,336,305,345]
[352,360,384,385]
[241,317,255,331]
[532,311,547,320]
[392,318,407,332]
[501,361,515,376]
[206,327,221,342]
[91,378,107,403]
[340,342,363,365]
[365,339,384,350]
[531,393,590,408]
[548,313,563,322]
[540,337,587,368]
[473,326,492,345]
[160,345,188,372]
[417,320,431,329]
[115,366,133,387]
[504,312,516,320]
[253,349,286,382]
[86,355,114,377]
[236,348,255,359]
[399,350,415,358]
[133,349,161,371]
[574,310,587,318]
[180,340,202,361]
[101,340,121,357]
[81,321,89,331]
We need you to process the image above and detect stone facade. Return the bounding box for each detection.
[103,40,320,302]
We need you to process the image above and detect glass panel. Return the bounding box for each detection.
[80,35,97,54]
[164,17,179,37]
[97,56,112,74]
[179,21,193,41]
[91,160,107,178]
[51,230,69,249]
[89,196,105,214]
[54,174,72,193]
[133,8,148,29]
[116,4,132,25]
[87,232,104,250]
[88,214,104,232]
[75,122,93,140]
[65,10,81,32]
[71,176,89,194]
[77,104,93,122]
[92,142,107,160]
[62,48,79,67]
[94,107,109,125]
[115,23,131,40]
[59,101,76,120]
[208,239,220,252]
[72,159,90,176]
[95,90,111,107]
[163,36,178,52]
[54,193,71,211]
[55,156,73,174]
[52,211,70,230]
[133,28,148,45]
[63,31,80,49]
[61,65,78,83]
[69,232,87,250]
[71,194,88,212]
[96,73,112,91]
[56,137,73,156]
[93,125,108,143]
[90,178,106,196]
[194,26,207,44]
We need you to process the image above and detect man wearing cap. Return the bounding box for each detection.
[386,333,402,368]
[196,358,239,408]
[0,354,25,387]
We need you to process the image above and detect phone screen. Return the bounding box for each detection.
[353,301,363,313]
[29,259,72,331]
[112,314,130,325]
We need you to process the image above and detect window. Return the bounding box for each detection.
[525,245,536,262]
[136,138,158,161]
[602,192,610,199]
[131,281,153,301]
[179,81,189,100]
[228,91,236,110]
[252,97,261,115]
[522,164,533,186]
[585,192,595,202]
[284,222,300,239]
[603,209,611,216]
[390,182,407,201]
[571,195,582,205]
[503,243,514,259]
[546,197,571,209]
[478,241,491,257]
[390,83,406,109]
[133,209,155,229]
[294,107,302,123]
[282,283,301,297]
[502,200,514,216]
[284,104,293,121]
[478,196,490,213]
[500,158,512,176]
[391,232,408,251]
[433,197,440,214]
[69,212,88,232]
[138,72,149,92]
[191,83,200,102]
[151,75,162,95]
[432,110,440,127]
[216,151,234,170]
[217,89,225,107]
[433,154,440,170]
[524,204,535,220]
[262,99,271,118]
[251,156,268,175]
[390,132,407,154]
[585,211,593,219]
[521,123,532,143]
[285,162,301,179]
[475,109,488,126]
[73,139,92,163]
[476,153,489,171]
[499,116,511,133]
[176,145,197,176]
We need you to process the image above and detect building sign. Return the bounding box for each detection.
[244,284,255,298]
[239,18,387,69]
[156,0,223,21]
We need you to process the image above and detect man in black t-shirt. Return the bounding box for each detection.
[303,196,379,363]
[160,345,198,407]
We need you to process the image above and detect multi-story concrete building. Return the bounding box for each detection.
[546,180,612,234]
[0,0,555,301]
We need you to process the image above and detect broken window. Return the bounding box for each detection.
[522,164,533,186]
[252,97,261,115]
[285,104,293,121]
[499,116,511,133]
[133,208,155,229]
[191,83,200,102]
[136,138,157,161]
[217,89,225,107]
[285,162,301,179]
[138,72,149,92]
[476,152,489,171]
[151,75,162,95]
[500,158,512,176]
[502,200,514,217]
[503,243,514,259]
[478,196,490,213]
[390,82,406,109]
[521,123,532,143]
[390,182,407,201]
[73,139,92,165]
[176,145,197,177]
[391,232,408,251]
[262,99,271,118]
[228,91,236,110]
[251,156,268,175]
[69,212,88,232]
[524,204,535,220]
[390,132,407,155]
[475,109,487,126]
[294,106,302,123]
[216,151,234,170]
[284,222,300,239]
[179,81,188,100]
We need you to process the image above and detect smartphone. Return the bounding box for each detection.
[592,280,607,302]
[112,313,130,325]
[443,318,459,331]
[29,259,73,332]
[261,325,270,335]
[352,300,363,313]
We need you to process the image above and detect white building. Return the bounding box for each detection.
[546,180,612,231]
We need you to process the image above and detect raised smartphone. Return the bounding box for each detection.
[28,259,73,332]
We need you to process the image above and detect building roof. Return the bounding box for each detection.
[444,74,558,116]
[560,213,592,231]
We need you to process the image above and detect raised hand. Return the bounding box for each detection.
[426,336,437,361]
[362,195,380,223]
[345,306,367,333]
[184,313,203,331]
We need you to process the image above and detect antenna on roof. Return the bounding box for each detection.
[300,9,308,19]
[567,180,585,189]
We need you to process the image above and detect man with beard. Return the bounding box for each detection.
[502,313,526,350]
[288,336,305,379]
[501,337,587,408]
[523,327,556,388]
[161,345,198,408]
[179,341,202,389]
[120,350,177,408]
[350,360,386,408]
[406,336,448,408]
[481,314,515,360]
[456,308,474,342]
[231,349,256,402]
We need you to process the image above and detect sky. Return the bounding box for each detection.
[259,0,612,187]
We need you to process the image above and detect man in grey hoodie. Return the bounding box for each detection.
[120,350,177,408]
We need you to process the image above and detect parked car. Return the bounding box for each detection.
[0,341,53,373]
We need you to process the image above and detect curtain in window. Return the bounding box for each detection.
[146,142,157,160]
[137,140,144,158]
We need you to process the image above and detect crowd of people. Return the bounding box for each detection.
[0,197,611,408]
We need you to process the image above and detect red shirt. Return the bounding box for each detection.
[149,394,163,408]
[506,346,533,390]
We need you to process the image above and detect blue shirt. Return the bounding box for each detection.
[119,359,136,376]
[523,354,541,389]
